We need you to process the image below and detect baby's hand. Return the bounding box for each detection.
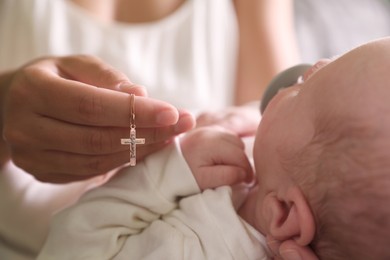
[180,126,254,190]
[196,105,261,137]
[267,235,319,260]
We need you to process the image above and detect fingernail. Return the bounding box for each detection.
[157,110,179,125]
[117,82,134,91]
[174,114,196,133]
[281,250,302,260]
[118,82,147,96]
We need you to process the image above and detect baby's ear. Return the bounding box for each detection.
[263,186,315,246]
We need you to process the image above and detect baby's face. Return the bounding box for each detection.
[252,65,316,195]
[253,37,390,197]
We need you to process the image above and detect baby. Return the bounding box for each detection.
[37,37,390,260]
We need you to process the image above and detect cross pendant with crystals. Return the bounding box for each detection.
[121,126,145,166]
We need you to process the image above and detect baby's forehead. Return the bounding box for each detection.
[297,50,390,155]
[303,49,390,121]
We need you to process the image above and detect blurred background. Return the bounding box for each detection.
[294,0,390,63]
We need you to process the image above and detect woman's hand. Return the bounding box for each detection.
[1,55,195,183]
[180,126,253,190]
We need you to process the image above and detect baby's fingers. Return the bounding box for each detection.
[195,165,251,190]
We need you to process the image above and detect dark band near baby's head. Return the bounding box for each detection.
[260,64,312,114]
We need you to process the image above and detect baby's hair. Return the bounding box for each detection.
[313,172,390,260]
[279,109,390,259]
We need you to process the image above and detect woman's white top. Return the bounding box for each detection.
[0,0,239,259]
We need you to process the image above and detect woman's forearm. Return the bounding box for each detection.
[233,0,300,105]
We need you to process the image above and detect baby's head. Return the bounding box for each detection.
[253,37,390,259]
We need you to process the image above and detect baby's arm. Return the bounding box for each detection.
[180,126,254,190]
[37,140,200,260]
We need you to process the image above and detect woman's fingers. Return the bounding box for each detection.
[5,107,195,181]
[11,141,172,183]
[28,70,180,127]
[57,55,147,96]
[9,112,194,154]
